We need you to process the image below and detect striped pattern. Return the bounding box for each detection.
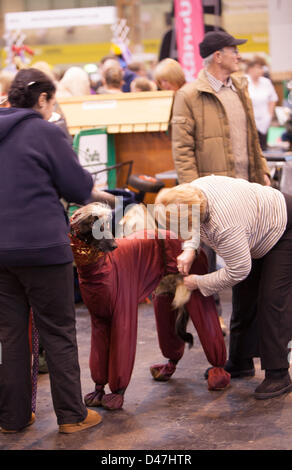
[184,175,287,297]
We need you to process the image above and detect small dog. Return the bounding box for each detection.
[70,202,230,411]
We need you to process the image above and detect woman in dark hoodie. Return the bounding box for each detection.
[0,68,102,433]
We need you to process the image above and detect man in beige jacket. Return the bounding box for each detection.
[172,31,270,185]
[173,31,270,375]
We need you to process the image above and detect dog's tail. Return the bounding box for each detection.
[172,282,193,348]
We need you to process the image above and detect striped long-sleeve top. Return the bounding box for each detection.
[183,175,287,297]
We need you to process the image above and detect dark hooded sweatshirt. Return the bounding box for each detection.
[0,107,93,266]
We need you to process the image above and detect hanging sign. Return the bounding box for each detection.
[174,0,204,82]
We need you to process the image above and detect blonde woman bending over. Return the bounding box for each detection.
[156,175,292,400]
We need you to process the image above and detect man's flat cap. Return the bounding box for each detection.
[199,31,247,58]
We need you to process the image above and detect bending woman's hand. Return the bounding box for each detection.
[177,248,196,276]
[183,275,198,291]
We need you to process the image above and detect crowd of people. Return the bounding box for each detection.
[1,30,291,438]
[0,44,277,116]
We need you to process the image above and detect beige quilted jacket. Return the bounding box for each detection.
[171,69,270,184]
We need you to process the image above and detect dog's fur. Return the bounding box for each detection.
[120,203,194,347]
[71,202,117,253]
[154,274,193,347]
[118,203,156,238]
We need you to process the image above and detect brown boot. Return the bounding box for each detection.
[59,409,102,434]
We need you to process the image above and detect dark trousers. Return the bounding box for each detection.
[229,193,292,370]
[0,263,87,430]
[257,131,268,151]
[201,243,222,316]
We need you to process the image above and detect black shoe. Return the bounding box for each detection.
[224,359,255,378]
[204,359,255,380]
[254,373,292,400]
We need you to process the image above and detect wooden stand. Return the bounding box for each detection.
[58,91,176,201]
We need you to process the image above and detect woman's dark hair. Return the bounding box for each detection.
[8,68,56,109]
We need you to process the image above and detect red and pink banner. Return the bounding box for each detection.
[174,0,204,82]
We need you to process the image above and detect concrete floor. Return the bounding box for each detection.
[1,288,292,451]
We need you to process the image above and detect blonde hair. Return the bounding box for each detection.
[130,77,157,92]
[56,66,91,98]
[31,61,56,82]
[154,58,186,91]
[155,184,207,232]
[0,70,14,96]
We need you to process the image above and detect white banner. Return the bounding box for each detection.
[268,0,292,74]
[5,7,116,31]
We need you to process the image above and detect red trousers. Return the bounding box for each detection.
[153,257,227,368]
[74,231,227,393]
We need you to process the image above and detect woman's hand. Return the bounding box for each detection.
[177,249,196,276]
[183,275,198,291]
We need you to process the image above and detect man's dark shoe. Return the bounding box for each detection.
[204,359,255,380]
[254,373,292,400]
[224,359,255,378]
